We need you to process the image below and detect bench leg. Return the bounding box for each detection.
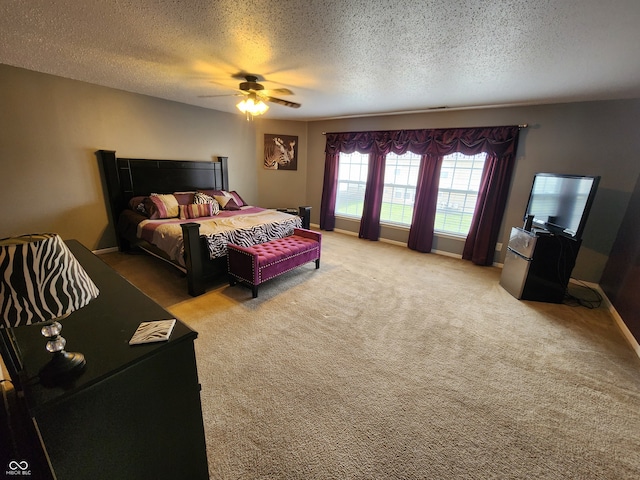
[315,259,320,269]
[252,285,258,298]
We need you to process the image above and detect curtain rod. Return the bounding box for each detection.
[321,124,527,135]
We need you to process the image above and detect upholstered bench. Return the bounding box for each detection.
[227,228,321,298]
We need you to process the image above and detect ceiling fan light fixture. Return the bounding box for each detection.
[237,93,269,119]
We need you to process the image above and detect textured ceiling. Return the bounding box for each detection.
[1,0,639,120]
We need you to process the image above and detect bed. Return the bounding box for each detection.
[97,150,310,296]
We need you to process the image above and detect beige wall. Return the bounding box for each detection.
[0,64,294,250]
[2,63,640,283]
[254,120,309,209]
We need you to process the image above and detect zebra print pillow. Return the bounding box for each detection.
[193,192,220,215]
[193,192,215,204]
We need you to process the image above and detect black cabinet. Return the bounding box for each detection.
[9,240,209,479]
[276,206,311,229]
[500,227,581,303]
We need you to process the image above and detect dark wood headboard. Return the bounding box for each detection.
[97,150,229,226]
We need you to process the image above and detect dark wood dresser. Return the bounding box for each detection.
[9,240,209,479]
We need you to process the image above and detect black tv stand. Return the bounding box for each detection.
[500,227,581,303]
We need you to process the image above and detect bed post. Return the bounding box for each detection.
[181,222,205,296]
[298,206,311,229]
[96,149,131,251]
[217,156,229,191]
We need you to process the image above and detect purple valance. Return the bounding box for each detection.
[324,126,518,158]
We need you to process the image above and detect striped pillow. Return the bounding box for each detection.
[148,194,179,219]
[179,203,214,219]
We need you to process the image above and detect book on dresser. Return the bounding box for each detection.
[129,319,177,345]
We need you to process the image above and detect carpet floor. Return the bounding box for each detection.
[101,231,640,479]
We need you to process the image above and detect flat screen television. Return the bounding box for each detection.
[523,173,600,240]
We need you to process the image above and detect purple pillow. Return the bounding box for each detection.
[228,191,246,207]
[222,198,242,210]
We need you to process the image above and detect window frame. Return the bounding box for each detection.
[379,151,421,227]
[434,151,487,237]
[334,151,369,219]
[334,150,488,239]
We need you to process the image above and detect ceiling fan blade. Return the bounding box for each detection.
[198,93,243,98]
[262,88,294,96]
[265,96,301,108]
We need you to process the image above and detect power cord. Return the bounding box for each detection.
[564,280,603,309]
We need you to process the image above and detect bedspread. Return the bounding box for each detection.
[137,208,302,266]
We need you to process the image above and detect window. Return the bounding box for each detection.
[380,152,421,225]
[335,152,369,218]
[335,150,487,237]
[435,152,487,236]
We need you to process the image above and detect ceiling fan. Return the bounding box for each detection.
[235,74,301,109]
[200,73,301,118]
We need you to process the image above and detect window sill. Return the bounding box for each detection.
[336,215,468,240]
[433,231,467,241]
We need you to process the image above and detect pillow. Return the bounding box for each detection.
[197,189,225,199]
[199,189,244,209]
[173,192,195,205]
[228,191,246,207]
[128,196,148,216]
[193,192,215,204]
[147,194,179,219]
[221,198,242,210]
[193,192,220,215]
[213,194,234,209]
[179,203,214,219]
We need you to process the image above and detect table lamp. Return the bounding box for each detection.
[0,233,99,383]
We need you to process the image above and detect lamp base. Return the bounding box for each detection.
[39,350,86,383]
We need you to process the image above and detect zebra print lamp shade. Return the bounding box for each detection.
[0,233,99,382]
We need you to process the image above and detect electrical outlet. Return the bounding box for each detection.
[496,242,503,252]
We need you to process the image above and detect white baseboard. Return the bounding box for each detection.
[431,249,462,259]
[332,227,464,254]
[586,282,640,359]
[332,227,357,238]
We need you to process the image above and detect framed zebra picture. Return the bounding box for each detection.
[264,134,298,170]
